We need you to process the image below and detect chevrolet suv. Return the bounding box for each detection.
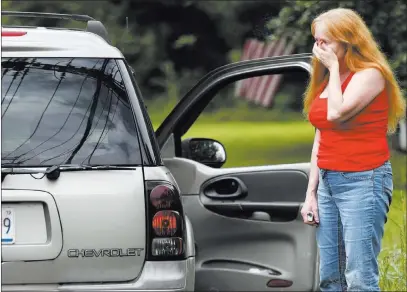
[2,11,321,292]
[1,11,195,292]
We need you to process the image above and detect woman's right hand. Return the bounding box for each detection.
[301,194,319,226]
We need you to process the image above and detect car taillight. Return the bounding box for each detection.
[152,210,180,236]
[2,31,27,37]
[145,181,186,260]
[150,185,177,209]
[151,237,183,257]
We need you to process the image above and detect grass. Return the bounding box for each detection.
[378,149,406,291]
[379,189,406,291]
[150,104,406,291]
[184,120,315,166]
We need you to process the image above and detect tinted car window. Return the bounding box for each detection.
[1,57,142,166]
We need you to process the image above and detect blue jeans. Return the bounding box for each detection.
[316,161,393,291]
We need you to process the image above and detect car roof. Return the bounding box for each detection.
[1,27,124,58]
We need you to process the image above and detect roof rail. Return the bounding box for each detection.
[1,11,111,43]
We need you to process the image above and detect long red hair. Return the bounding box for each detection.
[303,8,406,133]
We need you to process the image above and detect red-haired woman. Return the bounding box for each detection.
[300,7,406,292]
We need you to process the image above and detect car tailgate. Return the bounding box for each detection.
[1,169,146,284]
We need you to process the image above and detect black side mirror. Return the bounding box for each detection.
[181,138,227,168]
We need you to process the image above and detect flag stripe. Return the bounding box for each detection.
[254,37,287,104]
[235,39,259,97]
[261,38,296,107]
[252,40,278,104]
[240,40,261,96]
[236,34,298,108]
[244,41,265,100]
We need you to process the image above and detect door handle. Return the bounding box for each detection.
[202,177,248,200]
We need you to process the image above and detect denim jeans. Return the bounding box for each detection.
[316,161,393,291]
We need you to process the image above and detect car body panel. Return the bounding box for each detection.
[2,258,195,292]
[1,169,147,284]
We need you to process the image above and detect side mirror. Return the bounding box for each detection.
[181,138,227,168]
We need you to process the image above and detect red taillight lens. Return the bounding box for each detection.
[2,31,27,37]
[152,210,179,236]
[150,185,176,209]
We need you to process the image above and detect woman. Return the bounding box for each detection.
[300,8,406,292]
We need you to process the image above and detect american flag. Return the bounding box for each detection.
[235,35,297,107]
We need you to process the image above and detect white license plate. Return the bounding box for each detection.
[2,208,15,245]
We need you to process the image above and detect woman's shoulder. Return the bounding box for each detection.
[354,67,384,80]
[352,67,385,89]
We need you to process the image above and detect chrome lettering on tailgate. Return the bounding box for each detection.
[67,248,144,258]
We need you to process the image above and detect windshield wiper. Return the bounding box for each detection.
[1,164,137,181]
[45,164,138,180]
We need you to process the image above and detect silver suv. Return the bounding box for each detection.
[2,11,320,292]
[1,11,195,292]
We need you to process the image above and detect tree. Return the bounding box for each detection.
[267,0,407,93]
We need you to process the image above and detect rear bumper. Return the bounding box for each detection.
[1,257,196,292]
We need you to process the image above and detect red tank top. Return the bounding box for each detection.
[309,72,390,171]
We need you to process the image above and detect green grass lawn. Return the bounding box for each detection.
[184,120,315,166]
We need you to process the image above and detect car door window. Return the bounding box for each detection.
[182,70,313,167]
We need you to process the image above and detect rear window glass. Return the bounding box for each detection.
[1,57,142,166]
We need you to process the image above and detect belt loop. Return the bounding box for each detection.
[321,169,327,179]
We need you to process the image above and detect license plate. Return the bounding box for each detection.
[2,208,15,244]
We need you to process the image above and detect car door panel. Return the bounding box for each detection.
[157,55,318,291]
[186,193,315,292]
[201,170,308,221]
[164,158,318,291]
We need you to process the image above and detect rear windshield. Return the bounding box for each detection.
[1,58,142,167]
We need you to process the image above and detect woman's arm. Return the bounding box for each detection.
[312,44,385,123]
[326,66,385,123]
[306,129,321,198]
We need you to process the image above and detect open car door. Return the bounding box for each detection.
[155,53,319,292]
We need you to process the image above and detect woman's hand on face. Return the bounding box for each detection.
[313,42,339,71]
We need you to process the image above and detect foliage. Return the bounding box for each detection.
[3,0,405,104]
[1,0,285,102]
[267,0,407,92]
